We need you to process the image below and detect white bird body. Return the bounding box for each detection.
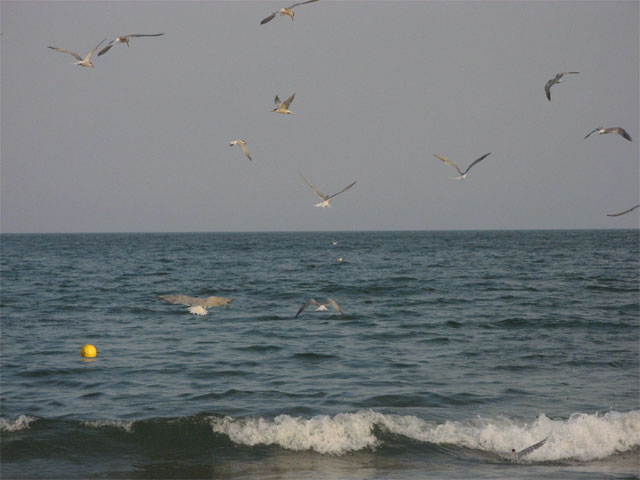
[188,305,209,316]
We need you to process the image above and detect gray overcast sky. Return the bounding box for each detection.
[1,0,638,233]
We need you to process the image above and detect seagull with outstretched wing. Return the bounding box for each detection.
[584,126,632,142]
[295,298,345,318]
[159,294,232,316]
[272,93,296,114]
[545,72,579,101]
[260,0,319,24]
[48,39,106,67]
[434,153,491,180]
[98,33,164,56]
[230,140,253,161]
[301,175,357,208]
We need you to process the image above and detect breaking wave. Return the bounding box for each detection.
[209,409,640,460]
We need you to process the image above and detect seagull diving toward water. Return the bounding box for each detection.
[584,126,632,142]
[159,294,232,316]
[260,0,319,24]
[545,72,579,101]
[97,33,164,56]
[230,140,252,161]
[272,93,296,114]
[434,153,491,180]
[301,175,357,208]
[48,39,106,67]
[607,204,640,217]
[510,437,548,460]
[295,298,345,318]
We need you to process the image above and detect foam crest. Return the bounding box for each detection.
[0,414,37,432]
[83,419,134,433]
[210,411,382,455]
[378,409,640,461]
[210,409,640,460]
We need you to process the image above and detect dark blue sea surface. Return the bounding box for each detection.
[1,230,639,479]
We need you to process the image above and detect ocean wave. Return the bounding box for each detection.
[208,409,640,460]
[83,419,135,433]
[0,414,38,432]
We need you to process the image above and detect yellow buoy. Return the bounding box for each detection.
[81,344,97,358]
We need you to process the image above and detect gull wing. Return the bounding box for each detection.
[122,33,164,38]
[281,92,296,108]
[274,95,281,106]
[48,46,83,61]
[584,127,601,139]
[434,154,464,176]
[462,152,491,175]
[288,0,320,9]
[85,38,106,60]
[544,79,554,100]
[327,180,357,200]
[260,11,278,24]
[607,204,640,217]
[201,296,232,307]
[515,437,548,458]
[326,298,345,317]
[613,127,632,141]
[159,294,200,306]
[295,299,319,318]
[239,142,252,161]
[301,175,328,200]
[97,44,114,56]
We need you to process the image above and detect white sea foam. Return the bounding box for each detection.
[0,414,37,432]
[209,409,640,459]
[83,419,134,433]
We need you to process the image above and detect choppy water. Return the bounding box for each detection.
[1,230,638,479]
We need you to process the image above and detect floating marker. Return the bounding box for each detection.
[81,344,97,358]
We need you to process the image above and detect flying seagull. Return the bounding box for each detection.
[230,140,252,161]
[295,298,345,318]
[48,39,106,67]
[272,93,295,114]
[301,175,357,208]
[584,126,632,142]
[545,72,579,101]
[511,437,548,459]
[607,204,640,217]
[260,0,319,24]
[97,33,164,56]
[434,153,491,180]
[159,294,232,316]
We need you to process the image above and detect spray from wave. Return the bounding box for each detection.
[209,409,640,460]
[0,414,37,432]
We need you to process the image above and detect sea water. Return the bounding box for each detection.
[1,230,638,479]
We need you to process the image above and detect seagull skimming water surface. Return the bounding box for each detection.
[295,298,345,318]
